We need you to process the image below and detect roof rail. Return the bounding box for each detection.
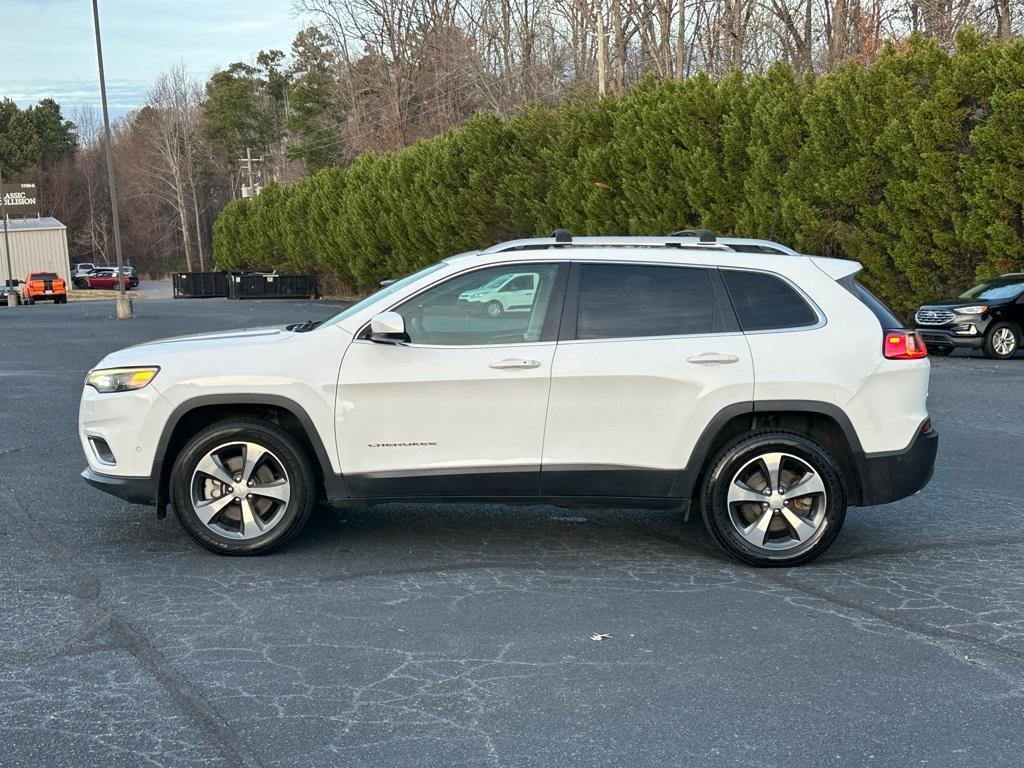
[670,228,716,243]
[478,233,803,256]
[482,235,735,254]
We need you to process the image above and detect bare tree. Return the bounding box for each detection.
[138,66,207,270]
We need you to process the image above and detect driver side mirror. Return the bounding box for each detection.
[368,311,410,344]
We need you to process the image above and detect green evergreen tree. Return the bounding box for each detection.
[212,34,1024,311]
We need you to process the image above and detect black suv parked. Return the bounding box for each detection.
[915,274,1024,359]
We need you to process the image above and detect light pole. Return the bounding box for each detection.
[91,0,132,319]
[0,165,15,307]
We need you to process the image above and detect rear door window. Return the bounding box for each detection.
[721,270,819,331]
[574,263,717,340]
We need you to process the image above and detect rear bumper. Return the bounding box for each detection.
[915,327,983,348]
[856,429,938,506]
[81,466,160,506]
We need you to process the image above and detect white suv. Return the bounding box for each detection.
[79,232,937,566]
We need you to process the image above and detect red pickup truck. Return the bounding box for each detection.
[20,272,67,304]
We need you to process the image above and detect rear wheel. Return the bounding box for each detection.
[27,297,35,305]
[170,419,317,555]
[983,322,1020,360]
[700,432,847,567]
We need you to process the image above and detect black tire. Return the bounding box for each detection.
[983,322,1020,360]
[27,297,34,305]
[699,432,848,567]
[170,418,317,555]
[74,278,88,289]
[484,300,503,318]
[927,346,953,357]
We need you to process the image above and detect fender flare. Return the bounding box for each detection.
[154,394,344,502]
[670,399,864,499]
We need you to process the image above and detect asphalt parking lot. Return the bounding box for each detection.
[1,287,1022,768]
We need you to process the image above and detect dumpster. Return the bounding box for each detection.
[226,273,318,300]
[172,272,229,298]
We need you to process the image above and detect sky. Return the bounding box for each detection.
[0,0,302,119]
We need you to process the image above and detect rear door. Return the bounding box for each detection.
[541,261,754,498]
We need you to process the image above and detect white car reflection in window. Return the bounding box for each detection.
[458,272,539,317]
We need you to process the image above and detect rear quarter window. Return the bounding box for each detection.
[839,276,903,329]
[721,270,819,331]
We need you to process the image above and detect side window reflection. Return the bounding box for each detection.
[395,264,558,346]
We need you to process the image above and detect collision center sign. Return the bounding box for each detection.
[1,183,40,215]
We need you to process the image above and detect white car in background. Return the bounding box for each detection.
[458,271,538,316]
[79,230,937,566]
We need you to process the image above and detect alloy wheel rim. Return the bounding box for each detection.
[993,328,1016,356]
[727,451,828,552]
[190,441,290,540]
[486,302,501,316]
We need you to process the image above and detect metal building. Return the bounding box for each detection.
[0,217,72,285]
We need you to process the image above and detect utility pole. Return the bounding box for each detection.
[239,148,264,198]
[91,0,131,319]
[0,165,16,307]
[596,3,607,97]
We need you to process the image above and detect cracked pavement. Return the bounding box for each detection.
[1,286,1022,767]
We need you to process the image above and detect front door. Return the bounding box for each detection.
[337,262,567,498]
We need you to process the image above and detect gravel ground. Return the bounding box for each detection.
[0,294,1021,768]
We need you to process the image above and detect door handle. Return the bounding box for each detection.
[489,358,542,370]
[687,352,740,365]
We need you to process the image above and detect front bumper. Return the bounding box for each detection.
[82,466,161,506]
[915,327,983,349]
[856,428,938,506]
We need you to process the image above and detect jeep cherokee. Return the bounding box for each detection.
[79,232,937,566]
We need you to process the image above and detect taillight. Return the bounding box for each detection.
[884,330,928,360]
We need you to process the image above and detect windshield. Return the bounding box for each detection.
[960,278,1024,301]
[323,262,447,327]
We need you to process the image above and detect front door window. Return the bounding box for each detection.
[394,264,561,346]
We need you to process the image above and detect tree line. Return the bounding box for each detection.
[213,32,1024,315]
[2,0,1023,280]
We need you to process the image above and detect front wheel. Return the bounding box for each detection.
[484,300,503,318]
[170,419,317,555]
[699,432,847,567]
[983,322,1020,360]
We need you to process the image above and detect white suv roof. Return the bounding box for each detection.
[444,234,860,282]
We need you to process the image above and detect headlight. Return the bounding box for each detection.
[954,305,987,314]
[86,366,159,393]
